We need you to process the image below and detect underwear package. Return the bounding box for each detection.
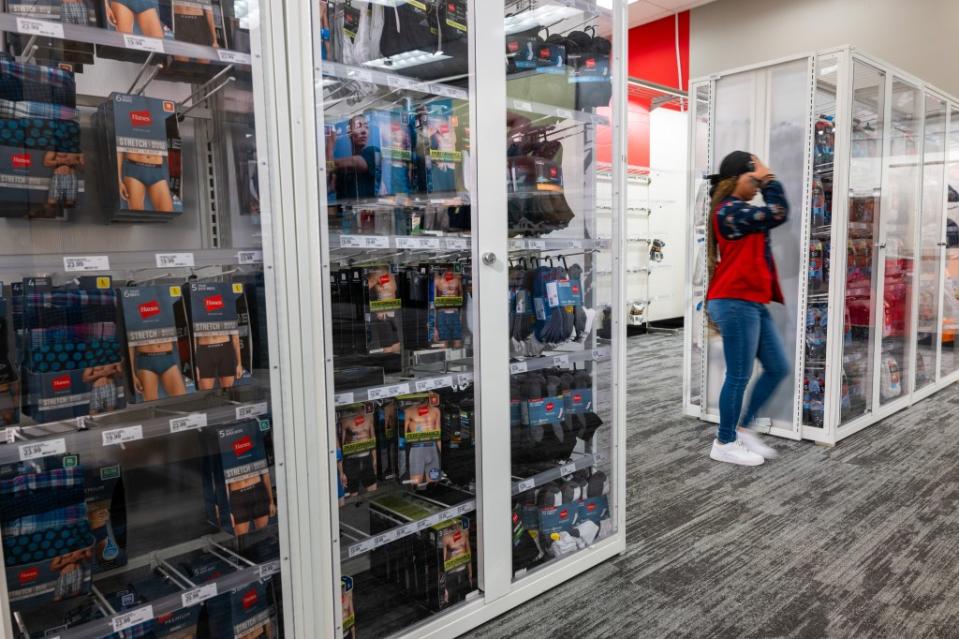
[97,0,174,63]
[221,0,251,53]
[396,391,442,486]
[336,401,378,498]
[440,392,473,486]
[425,516,474,611]
[83,462,127,573]
[6,1,96,66]
[184,280,253,390]
[0,459,95,612]
[177,550,276,639]
[398,265,431,351]
[160,0,231,81]
[0,289,20,427]
[201,419,274,536]
[374,0,467,81]
[233,272,269,370]
[411,100,463,195]
[104,573,201,637]
[341,575,356,638]
[363,266,403,355]
[427,265,464,348]
[374,399,397,482]
[16,277,127,423]
[118,285,196,403]
[94,92,183,222]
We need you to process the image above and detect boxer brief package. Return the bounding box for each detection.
[183,281,246,390]
[220,0,250,52]
[201,419,274,536]
[160,0,230,81]
[412,100,461,195]
[104,573,201,637]
[95,93,183,222]
[0,288,20,426]
[336,401,378,498]
[399,265,430,351]
[367,109,412,197]
[232,282,255,385]
[341,575,356,639]
[428,265,463,348]
[0,461,95,612]
[328,113,383,202]
[83,462,127,573]
[396,392,442,486]
[441,395,473,486]
[374,399,397,481]
[363,266,402,355]
[5,1,97,66]
[19,277,126,423]
[234,273,269,370]
[425,515,474,611]
[119,285,196,403]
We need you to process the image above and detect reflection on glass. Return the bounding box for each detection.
[942,106,959,376]
[841,62,885,424]
[917,95,946,391]
[879,79,921,405]
[803,55,838,427]
[689,83,711,408]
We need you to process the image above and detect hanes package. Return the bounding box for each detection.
[184,281,253,390]
[336,401,378,498]
[397,392,442,488]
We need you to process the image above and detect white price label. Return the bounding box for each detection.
[457,503,473,516]
[112,606,153,633]
[181,583,217,608]
[236,402,268,420]
[510,362,528,374]
[259,560,280,580]
[74,416,87,430]
[456,373,473,386]
[368,383,410,400]
[348,540,374,558]
[155,252,194,268]
[237,250,263,264]
[415,376,452,392]
[514,100,533,112]
[63,255,110,272]
[526,239,546,250]
[350,69,374,83]
[339,235,389,249]
[334,392,354,405]
[374,530,398,545]
[396,237,440,250]
[397,524,418,537]
[553,355,570,367]
[445,237,470,250]
[217,49,251,64]
[387,74,410,90]
[123,34,164,53]
[560,463,577,477]
[4,428,16,444]
[19,438,66,461]
[16,17,63,38]
[516,479,535,493]
[170,413,208,433]
[555,108,573,120]
[102,425,143,447]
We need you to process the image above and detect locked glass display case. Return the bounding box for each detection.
[685,47,959,445]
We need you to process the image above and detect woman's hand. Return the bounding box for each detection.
[751,156,774,183]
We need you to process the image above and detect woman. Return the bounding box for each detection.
[706,150,790,466]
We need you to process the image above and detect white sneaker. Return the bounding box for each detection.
[737,428,778,459]
[710,439,764,466]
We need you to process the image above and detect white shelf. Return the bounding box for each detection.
[341,499,475,561]
[508,238,610,251]
[512,452,607,495]
[334,371,474,406]
[322,61,467,100]
[507,96,609,126]
[0,13,251,66]
[508,346,611,375]
[330,233,472,251]
[0,248,262,278]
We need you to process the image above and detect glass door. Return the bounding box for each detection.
[941,104,959,378]
[0,1,287,637]
[314,1,481,636]
[504,0,619,580]
[841,60,885,424]
[916,94,947,393]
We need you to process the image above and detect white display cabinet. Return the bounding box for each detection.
[684,47,959,445]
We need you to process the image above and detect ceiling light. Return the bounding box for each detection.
[505,6,581,35]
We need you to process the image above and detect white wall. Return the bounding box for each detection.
[690,0,959,98]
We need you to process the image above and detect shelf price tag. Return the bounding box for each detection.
[514,100,533,112]
[387,74,410,90]
[102,425,143,447]
[258,560,280,580]
[112,606,154,633]
[339,235,390,249]
[456,373,473,386]
[170,413,208,433]
[347,540,374,558]
[368,383,410,401]
[553,355,570,367]
[123,34,164,53]
[16,18,64,38]
[181,583,217,608]
[457,502,473,516]
[526,239,546,250]
[415,376,452,393]
[396,524,418,538]
[509,362,528,374]
[515,478,535,494]
[334,392,354,406]
[444,237,470,250]
[555,108,573,120]
[237,250,263,264]
[4,428,16,444]
[349,69,374,83]
[374,530,399,546]
[236,402,268,420]
[560,462,577,477]
[18,438,65,461]
[217,49,251,64]
[63,255,110,272]
[396,237,440,250]
[155,253,195,268]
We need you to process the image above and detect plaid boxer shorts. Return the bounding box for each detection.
[0,59,76,107]
[0,99,78,121]
[60,1,89,25]
[48,171,78,203]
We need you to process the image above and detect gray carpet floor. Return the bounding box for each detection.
[466,331,959,639]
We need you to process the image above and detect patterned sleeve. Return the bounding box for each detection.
[715,180,790,240]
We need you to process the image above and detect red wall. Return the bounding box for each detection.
[600,11,689,168]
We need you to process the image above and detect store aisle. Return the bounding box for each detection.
[467,331,959,639]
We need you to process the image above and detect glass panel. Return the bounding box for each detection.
[803,55,839,428]
[0,2,285,637]
[879,79,921,405]
[316,1,478,635]
[841,61,885,424]
[688,83,710,409]
[917,94,947,391]
[941,105,959,377]
[504,2,617,580]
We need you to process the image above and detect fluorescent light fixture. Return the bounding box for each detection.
[362,50,452,71]
[598,0,640,8]
[505,6,581,35]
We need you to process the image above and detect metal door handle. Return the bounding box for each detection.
[482,252,497,266]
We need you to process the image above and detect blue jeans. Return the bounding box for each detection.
[707,299,790,444]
